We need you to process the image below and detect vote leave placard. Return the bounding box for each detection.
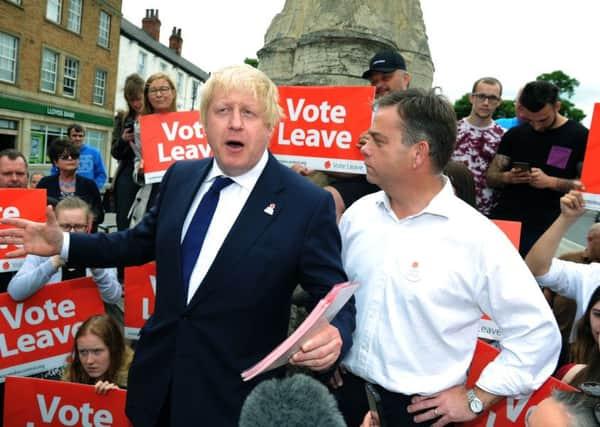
[581,103,600,210]
[477,220,521,340]
[3,376,132,427]
[0,278,104,382]
[123,262,156,340]
[0,189,46,272]
[271,86,375,173]
[458,340,576,427]
[139,111,208,184]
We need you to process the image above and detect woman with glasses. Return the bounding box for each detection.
[7,197,121,304]
[63,314,133,395]
[36,139,104,229]
[128,73,178,226]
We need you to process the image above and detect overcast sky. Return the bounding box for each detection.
[122,0,599,127]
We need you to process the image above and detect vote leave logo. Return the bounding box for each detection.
[271,86,374,174]
[0,278,104,381]
[0,189,46,272]
[4,376,132,426]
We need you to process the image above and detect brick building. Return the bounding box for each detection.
[0,0,121,179]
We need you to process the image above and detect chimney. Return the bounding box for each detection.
[169,27,183,56]
[141,9,161,41]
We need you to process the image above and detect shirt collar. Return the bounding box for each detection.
[375,175,455,220]
[205,150,269,191]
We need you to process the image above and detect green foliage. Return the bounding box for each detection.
[536,71,585,122]
[244,58,259,68]
[453,93,471,120]
[536,70,579,99]
[494,100,515,119]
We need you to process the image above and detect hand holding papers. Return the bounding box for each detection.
[241,281,358,381]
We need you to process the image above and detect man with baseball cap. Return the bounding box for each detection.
[362,49,410,98]
[324,49,411,221]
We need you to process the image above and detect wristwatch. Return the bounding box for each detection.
[467,388,484,414]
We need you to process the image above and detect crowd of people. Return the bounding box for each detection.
[0,45,597,427]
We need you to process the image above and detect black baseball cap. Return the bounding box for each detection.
[362,49,407,79]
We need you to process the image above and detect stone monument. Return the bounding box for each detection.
[258,0,433,88]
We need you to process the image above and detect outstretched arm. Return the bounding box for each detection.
[525,190,586,276]
[0,205,64,258]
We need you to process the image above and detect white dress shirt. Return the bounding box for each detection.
[339,178,560,397]
[182,151,268,303]
[7,254,121,304]
[536,258,600,342]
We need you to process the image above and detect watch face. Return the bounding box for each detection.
[470,398,484,413]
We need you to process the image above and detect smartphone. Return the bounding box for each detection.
[365,383,387,427]
[512,161,530,171]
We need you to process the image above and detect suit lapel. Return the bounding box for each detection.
[187,155,285,308]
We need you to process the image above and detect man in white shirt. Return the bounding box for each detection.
[7,196,121,305]
[526,190,600,343]
[335,88,560,426]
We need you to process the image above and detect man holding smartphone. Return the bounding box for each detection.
[487,80,588,256]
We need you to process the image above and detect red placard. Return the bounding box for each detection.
[271,86,375,173]
[0,189,46,272]
[458,340,576,426]
[3,376,132,426]
[123,262,156,340]
[477,220,521,340]
[139,111,208,184]
[0,277,104,382]
[491,219,521,251]
[581,103,600,210]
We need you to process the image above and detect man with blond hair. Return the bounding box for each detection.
[0,64,355,427]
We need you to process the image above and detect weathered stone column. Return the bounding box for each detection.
[258,0,433,88]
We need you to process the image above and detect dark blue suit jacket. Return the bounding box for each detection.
[69,154,355,426]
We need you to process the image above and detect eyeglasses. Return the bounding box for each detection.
[59,223,88,232]
[59,153,79,160]
[471,93,501,103]
[148,86,172,95]
[77,348,106,357]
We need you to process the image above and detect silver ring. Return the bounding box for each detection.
[434,408,439,416]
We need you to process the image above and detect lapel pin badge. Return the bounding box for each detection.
[264,203,276,216]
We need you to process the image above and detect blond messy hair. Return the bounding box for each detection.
[200,64,283,131]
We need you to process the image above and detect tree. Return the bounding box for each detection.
[536,70,585,122]
[244,58,259,68]
[453,93,471,120]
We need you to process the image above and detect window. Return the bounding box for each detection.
[97,11,110,48]
[66,0,82,33]
[93,70,107,105]
[63,56,79,97]
[137,51,147,76]
[40,48,59,92]
[0,32,18,83]
[176,71,184,93]
[160,62,167,72]
[191,80,199,109]
[46,0,62,24]
[30,123,68,165]
[86,129,107,166]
